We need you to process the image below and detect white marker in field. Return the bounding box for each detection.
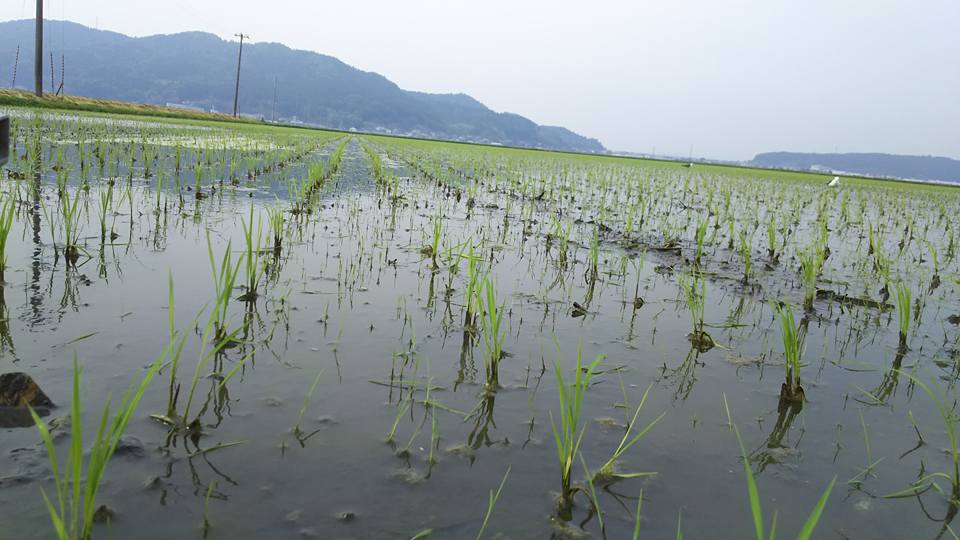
[827,176,840,187]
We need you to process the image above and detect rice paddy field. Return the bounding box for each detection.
[1,106,959,539]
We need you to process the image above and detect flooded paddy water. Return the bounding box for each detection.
[0,108,959,539]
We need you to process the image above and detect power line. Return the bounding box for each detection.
[232,33,249,118]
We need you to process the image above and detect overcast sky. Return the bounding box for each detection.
[2,0,958,160]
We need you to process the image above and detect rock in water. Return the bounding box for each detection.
[0,373,54,428]
[0,373,54,408]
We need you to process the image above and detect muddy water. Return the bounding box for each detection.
[0,112,959,539]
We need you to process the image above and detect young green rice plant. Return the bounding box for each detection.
[593,383,665,483]
[632,490,644,540]
[895,281,911,350]
[799,248,824,312]
[693,217,708,267]
[738,230,753,284]
[29,353,165,540]
[475,465,511,540]
[587,225,600,282]
[0,196,16,283]
[201,481,215,539]
[266,206,284,252]
[292,369,325,445]
[775,302,805,403]
[550,339,603,519]
[766,219,778,261]
[238,205,265,301]
[734,424,836,540]
[96,181,114,245]
[476,277,506,390]
[207,235,243,342]
[57,188,83,264]
[461,241,483,325]
[883,372,959,509]
[421,211,443,270]
[579,453,605,537]
[677,273,713,351]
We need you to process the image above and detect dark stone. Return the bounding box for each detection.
[115,435,145,458]
[0,373,54,408]
[0,373,54,428]
[93,505,115,523]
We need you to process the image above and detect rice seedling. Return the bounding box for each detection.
[883,372,959,508]
[96,181,115,244]
[207,235,243,342]
[201,481,216,538]
[766,220,778,262]
[734,424,836,540]
[238,204,265,301]
[266,206,284,253]
[476,277,507,390]
[292,369,324,445]
[677,273,713,351]
[587,226,600,282]
[799,248,823,312]
[738,230,753,284]
[0,196,16,283]
[421,211,443,270]
[29,353,165,540]
[592,383,665,483]
[775,302,805,403]
[895,281,911,349]
[52,187,83,264]
[475,465,510,540]
[550,339,602,519]
[693,217,708,267]
[632,490,644,540]
[579,453,605,537]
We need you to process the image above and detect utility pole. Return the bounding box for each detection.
[12,44,19,88]
[271,77,278,122]
[35,0,42,97]
[232,33,249,118]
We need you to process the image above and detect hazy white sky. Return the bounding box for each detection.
[3,0,958,159]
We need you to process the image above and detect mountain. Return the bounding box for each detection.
[752,152,960,184]
[0,19,604,152]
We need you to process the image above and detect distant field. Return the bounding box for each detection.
[4,90,955,194]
